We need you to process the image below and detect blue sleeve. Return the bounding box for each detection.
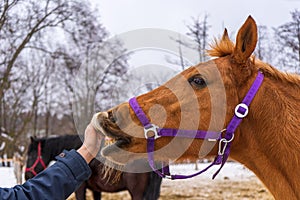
[0,149,91,200]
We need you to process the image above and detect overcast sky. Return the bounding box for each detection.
[91,0,300,36]
[89,0,300,75]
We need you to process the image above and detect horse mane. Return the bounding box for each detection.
[33,134,79,141]
[256,60,300,87]
[33,134,83,160]
[207,32,300,87]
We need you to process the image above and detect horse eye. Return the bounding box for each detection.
[188,75,207,89]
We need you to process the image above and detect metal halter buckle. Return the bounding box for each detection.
[164,175,172,179]
[144,124,160,139]
[234,103,249,118]
[218,134,235,156]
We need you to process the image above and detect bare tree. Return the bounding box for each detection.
[186,14,211,63]
[166,34,194,70]
[0,0,73,98]
[55,2,129,134]
[166,14,210,70]
[256,25,268,60]
[0,0,76,147]
[275,10,300,72]
[0,0,114,164]
[0,0,70,165]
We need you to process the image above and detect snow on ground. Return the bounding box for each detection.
[0,166,18,188]
[0,162,255,188]
[167,161,255,181]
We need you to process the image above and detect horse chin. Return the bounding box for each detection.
[101,145,124,165]
[99,131,132,164]
[101,144,138,165]
[100,136,148,165]
[99,125,135,165]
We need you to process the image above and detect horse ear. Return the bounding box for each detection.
[233,16,257,64]
[30,136,36,142]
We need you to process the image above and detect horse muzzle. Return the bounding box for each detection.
[92,111,132,148]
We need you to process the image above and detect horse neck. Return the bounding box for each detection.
[231,76,300,200]
[46,135,82,161]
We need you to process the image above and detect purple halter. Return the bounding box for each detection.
[129,71,264,179]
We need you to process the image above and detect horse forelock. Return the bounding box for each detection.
[207,36,234,58]
[207,35,300,87]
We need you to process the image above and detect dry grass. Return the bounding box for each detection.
[67,176,273,200]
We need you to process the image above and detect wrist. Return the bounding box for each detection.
[77,146,94,164]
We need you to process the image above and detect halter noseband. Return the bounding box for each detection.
[129,71,264,179]
[25,141,47,176]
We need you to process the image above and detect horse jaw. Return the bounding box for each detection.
[100,142,146,165]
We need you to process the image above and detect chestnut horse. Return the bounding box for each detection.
[92,16,300,200]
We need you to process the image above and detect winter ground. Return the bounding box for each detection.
[0,162,274,199]
[0,166,18,188]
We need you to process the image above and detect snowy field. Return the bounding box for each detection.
[164,161,255,180]
[0,166,19,188]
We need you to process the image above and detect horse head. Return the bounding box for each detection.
[92,16,261,166]
[25,136,49,180]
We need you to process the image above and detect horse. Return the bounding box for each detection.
[92,16,300,200]
[25,135,162,200]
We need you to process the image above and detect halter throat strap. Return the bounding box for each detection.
[129,71,264,179]
[25,141,47,176]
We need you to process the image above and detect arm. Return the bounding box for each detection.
[0,124,102,200]
[0,149,91,200]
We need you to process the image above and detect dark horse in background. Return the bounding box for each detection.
[25,135,162,200]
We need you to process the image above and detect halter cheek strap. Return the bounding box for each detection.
[129,71,264,179]
[25,142,47,176]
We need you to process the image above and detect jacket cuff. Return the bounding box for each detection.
[55,149,91,182]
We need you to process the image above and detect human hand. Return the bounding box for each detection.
[77,123,103,163]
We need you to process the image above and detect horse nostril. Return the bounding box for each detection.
[108,110,116,123]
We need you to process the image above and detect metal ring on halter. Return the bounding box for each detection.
[144,124,160,139]
[218,134,235,156]
[235,103,249,118]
